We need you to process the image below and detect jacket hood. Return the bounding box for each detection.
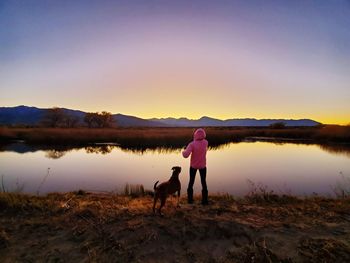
[194,128,206,141]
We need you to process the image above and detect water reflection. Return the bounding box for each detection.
[317,144,350,158]
[1,141,350,159]
[1,140,350,196]
[0,142,39,154]
[119,146,182,155]
[45,150,67,159]
[332,172,350,198]
[85,145,114,155]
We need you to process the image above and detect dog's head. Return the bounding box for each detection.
[171,166,182,175]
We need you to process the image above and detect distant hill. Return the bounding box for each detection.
[0,106,46,125]
[113,113,166,127]
[0,106,165,127]
[0,106,321,127]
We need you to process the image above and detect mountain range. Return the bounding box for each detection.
[0,106,321,127]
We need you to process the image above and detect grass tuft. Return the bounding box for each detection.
[332,172,350,198]
[245,180,299,204]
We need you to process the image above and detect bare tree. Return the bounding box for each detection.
[100,111,114,128]
[41,107,66,127]
[63,115,80,128]
[84,111,115,128]
[84,112,98,128]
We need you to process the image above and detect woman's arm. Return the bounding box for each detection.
[182,143,193,158]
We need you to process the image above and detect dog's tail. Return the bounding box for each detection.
[153,181,159,190]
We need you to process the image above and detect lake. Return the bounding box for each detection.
[1,140,350,196]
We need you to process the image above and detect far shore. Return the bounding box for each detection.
[0,126,349,148]
[1,191,350,262]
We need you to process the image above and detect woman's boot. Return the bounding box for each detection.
[187,188,194,204]
[201,189,208,205]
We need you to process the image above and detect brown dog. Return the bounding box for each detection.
[153,166,181,215]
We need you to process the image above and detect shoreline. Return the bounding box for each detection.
[1,192,350,262]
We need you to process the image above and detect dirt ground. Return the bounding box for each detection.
[1,192,350,263]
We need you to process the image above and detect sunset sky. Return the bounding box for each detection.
[1,0,349,124]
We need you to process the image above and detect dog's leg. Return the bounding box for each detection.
[152,195,158,214]
[158,197,166,216]
[177,190,181,208]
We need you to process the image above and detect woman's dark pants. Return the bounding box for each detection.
[187,167,208,205]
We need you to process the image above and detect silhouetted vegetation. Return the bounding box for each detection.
[332,172,350,199]
[40,107,66,128]
[123,183,147,197]
[0,126,349,148]
[62,115,80,128]
[39,108,115,128]
[40,107,80,128]
[245,180,299,204]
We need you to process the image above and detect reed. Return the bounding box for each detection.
[245,180,299,204]
[122,183,152,197]
[0,192,47,211]
[0,126,349,147]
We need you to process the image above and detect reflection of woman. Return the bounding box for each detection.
[182,128,208,205]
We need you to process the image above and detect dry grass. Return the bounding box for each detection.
[123,183,147,197]
[0,192,55,212]
[314,124,350,142]
[1,191,350,262]
[0,126,349,148]
[245,180,299,204]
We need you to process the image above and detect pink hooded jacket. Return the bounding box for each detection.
[182,128,208,169]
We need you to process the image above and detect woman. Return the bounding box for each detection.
[182,128,208,205]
